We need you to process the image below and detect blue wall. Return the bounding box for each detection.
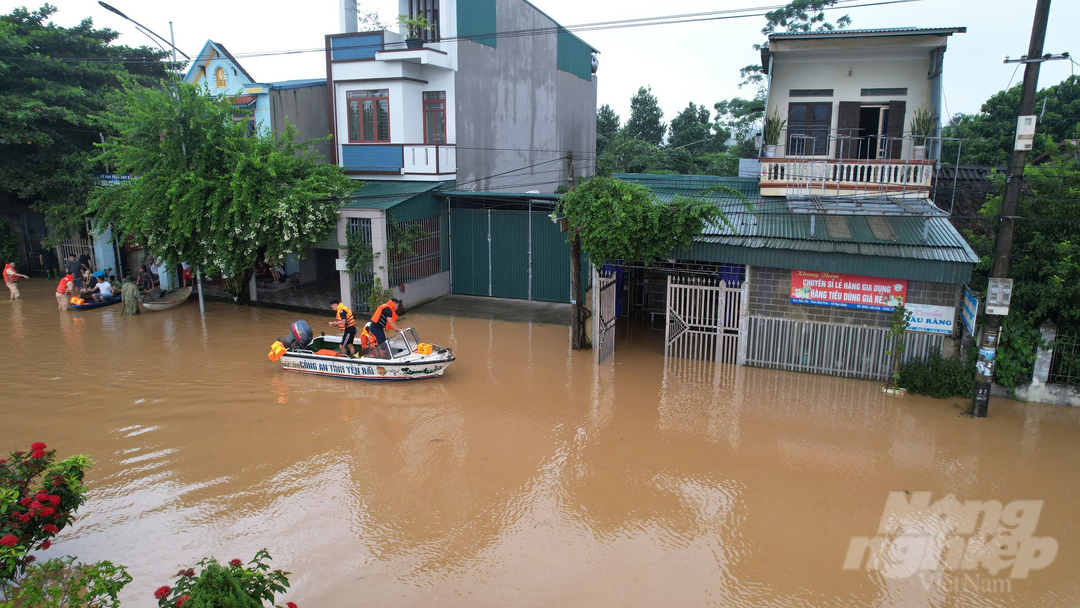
[341,145,404,172]
[331,33,383,61]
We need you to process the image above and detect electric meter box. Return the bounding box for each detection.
[1015,115,1037,151]
[986,277,1014,316]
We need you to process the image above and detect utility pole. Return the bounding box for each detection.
[568,150,585,350]
[970,0,1052,417]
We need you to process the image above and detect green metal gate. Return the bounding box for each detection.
[450,208,573,303]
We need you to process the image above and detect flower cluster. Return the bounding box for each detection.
[0,442,92,584]
[154,549,296,608]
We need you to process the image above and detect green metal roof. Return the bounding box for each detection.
[340,180,454,210]
[444,191,562,201]
[615,173,979,284]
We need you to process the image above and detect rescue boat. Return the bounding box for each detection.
[267,320,454,381]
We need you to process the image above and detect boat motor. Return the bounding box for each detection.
[268,320,314,362]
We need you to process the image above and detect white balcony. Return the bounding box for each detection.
[403,144,455,176]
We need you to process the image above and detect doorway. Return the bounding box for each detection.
[857,106,889,159]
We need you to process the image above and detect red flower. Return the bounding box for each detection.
[229,558,242,567]
[17,497,31,507]
[287,603,298,608]
[40,540,50,550]
[0,535,17,547]
[52,475,65,487]
[14,450,24,456]
[184,568,195,577]
[47,495,61,506]
[30,442,46,451]
[154,585,172,600]
[29,501,43,512]
[30,449,45,460]
[39,507,56,518]
[17,513,32,523]
[42,524,59,534]
[176,595,190,607]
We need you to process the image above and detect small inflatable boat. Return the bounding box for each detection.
[268,320,454,381]
[70,294,122,310]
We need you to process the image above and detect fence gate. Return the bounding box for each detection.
[594,268,617,363]
[665,275,742,363]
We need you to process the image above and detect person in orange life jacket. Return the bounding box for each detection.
[328,300,358,357]
[55,273,75,311]
[358,325,377,356]
[368,298,402,345]
[4,261,29,301]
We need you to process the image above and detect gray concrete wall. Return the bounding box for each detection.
[394,270,450,309]
[454,0,597,192]
[270,85,331,162]
[747,265,962,330]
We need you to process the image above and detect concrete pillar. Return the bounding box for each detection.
[1031,320,1057,386]
[90,222,117,274]
[371,212,389,289]
[337,214,352,308]
[249,274,258,302]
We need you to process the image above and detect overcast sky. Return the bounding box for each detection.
[8,0,1079,126]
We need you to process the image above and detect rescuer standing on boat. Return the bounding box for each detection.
[328,300,357,358]
[368,298,402,345]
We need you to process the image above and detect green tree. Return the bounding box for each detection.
[596,104,620,157]
[0,220,18,263]
[714,95,764,146]
[626,86,666,146]
[739,0,851,90]
[942,75,1080,166]
[88,79,354,302]
[0,5,167,238]
[668,102,724,154]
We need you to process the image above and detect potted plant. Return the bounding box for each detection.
[398,15,433,49]
[883,303,912,396]
[909,107,937,160]
[761,110,786,158]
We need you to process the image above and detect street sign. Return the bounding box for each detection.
[906,303,956,335]
[961,286,979,336]
[986,278,1013,316]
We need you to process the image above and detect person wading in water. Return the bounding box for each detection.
[121,275,140,316]
[4,261,29,301]
[368,298,402,345]
[328,300,357,358]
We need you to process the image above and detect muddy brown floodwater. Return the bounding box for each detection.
[3,279,1080,606]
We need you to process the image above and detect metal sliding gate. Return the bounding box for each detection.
[594,268,617,363]
[665,275,744,363]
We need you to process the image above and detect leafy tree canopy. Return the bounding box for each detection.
[668,102,725,154]
[596,104,620,157]
[0,4,167,235]
[740,0,850,90]
[557,176,731,264]
[88,79,353,285]
[626,86,666,146]
[942,75,1080,166]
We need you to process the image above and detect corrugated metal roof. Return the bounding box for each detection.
[935,165,1003,182]
[444,191,562,201]
[340,180,453,210]
[769,27,966,40]
[615,173,980,280]
[269,78,327,91]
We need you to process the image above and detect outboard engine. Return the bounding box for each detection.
[268,320,314,362]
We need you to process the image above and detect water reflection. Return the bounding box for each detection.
[1,280,1079,607]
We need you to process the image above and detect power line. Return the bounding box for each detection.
[0,0,917,65]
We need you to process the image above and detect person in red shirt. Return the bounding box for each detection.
[55,273,75,311]
[3,261,29,301]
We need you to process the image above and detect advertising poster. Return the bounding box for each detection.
[906,303,957,335]
[790,270,907,312]
[961,286,979,336]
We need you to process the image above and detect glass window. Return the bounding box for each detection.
[346,90,390,143]
[423,91,446,145]
[788,102,831,156]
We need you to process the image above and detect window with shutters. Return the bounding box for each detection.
[788,102,831,156]
[215,68,226,89]
[423,91,446,144]
[346,90,391,143]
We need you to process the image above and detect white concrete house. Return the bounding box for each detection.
[758,27,965,197]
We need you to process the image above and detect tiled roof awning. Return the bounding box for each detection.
[231,95,258,107]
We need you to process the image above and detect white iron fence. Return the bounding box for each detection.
[665,276,745,364]
[594,268,616,364]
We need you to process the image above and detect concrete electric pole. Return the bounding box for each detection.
[969,0,1053,417]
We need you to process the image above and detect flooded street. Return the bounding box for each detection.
[3,279,1080,606]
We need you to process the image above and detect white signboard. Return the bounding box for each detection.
[961,286,979,336]
[907,303,956,335]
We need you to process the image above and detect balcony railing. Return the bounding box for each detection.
[759,132,941,198]
[340,143,455,175]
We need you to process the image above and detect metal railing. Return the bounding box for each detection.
[387,215,442,286]
[1048,333,1080,386]
[349,217,374,313]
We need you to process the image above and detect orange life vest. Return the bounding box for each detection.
[3,264,16,283]
[370,300,398,328]
[335,303,355,328]
[359,328,376,350]
[56,275,74,294]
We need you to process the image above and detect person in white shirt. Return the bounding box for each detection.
[90,276,114,302]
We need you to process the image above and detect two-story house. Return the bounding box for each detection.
[607,27,981,381]
[326,0,598,311]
